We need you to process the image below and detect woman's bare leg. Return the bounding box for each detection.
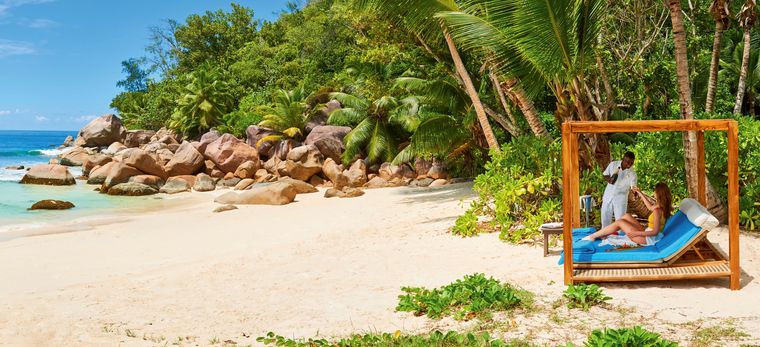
[616,220,647,244]
[583,220,623,241]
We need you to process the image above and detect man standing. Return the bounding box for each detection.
[601,151,637,228]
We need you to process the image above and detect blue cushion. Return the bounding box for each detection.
[558,211,703,264]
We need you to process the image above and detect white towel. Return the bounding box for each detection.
[599,232,663,247]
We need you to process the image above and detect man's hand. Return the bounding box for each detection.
[603,175,613,184]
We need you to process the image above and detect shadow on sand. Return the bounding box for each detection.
[395,182,476,205]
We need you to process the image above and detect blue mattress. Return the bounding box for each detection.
[558,211,703,264]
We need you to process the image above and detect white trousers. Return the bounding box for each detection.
[601,194,628,228]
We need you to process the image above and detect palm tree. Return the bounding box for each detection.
[706,0,732,113]
[734,0,758,114]
[721,41,760,115]
[668,0,727,221]
[170,69,233,137]
[256,88,310,143]
[438,0,610,167]
[328,92,419,165]
[355,0,500,151]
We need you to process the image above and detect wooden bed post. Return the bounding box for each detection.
[561,123,575,285]
[696,131,706,206]
[727,120,741,290]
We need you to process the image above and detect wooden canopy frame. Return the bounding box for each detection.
[561,119,741,290]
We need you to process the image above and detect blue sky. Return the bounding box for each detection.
[0,0,290,131]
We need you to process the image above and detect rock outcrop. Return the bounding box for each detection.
[304,125,350,163]
[193,173,215,192]
[120,148,167,179]
[204,134,259,173]
[59,147,90,166]
[214,182,297,205]
[278,177,318,194]
[165,141,205,176]
[159,177,190,194]
[75,114,126,147]
[345,160,368,188]
[20,164,76,185]
[102,162,143,191]
[324,187,364,198]
[82,154,112,175]
[127,175,165,189]
[285,145,323,181]
[107,182,159,196]
[29,199,75,210]
[124,130,155,148]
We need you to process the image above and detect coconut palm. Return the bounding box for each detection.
[735,0,758,114]
[170,69,233,137]
[437,0,610,167]
[256,88,310,143]
[706,0,732,113]
[355,0,500,151]
[328,92,419,165]
[721,41,760,115]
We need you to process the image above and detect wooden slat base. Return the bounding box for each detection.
[573,262,730,282]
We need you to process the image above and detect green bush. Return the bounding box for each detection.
[562,284,611,311]
[396,273,531,320]
[583,326,678,347]
[452,136,562,241]
[257,330,512,347]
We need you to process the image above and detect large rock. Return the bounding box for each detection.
[150,127,181,144]
[159,177,190,194]
[102,162,143,191]
[345,160,368,188]
[324,187,364,198]
[429,179,448,187]
[86,161,116,185]
[415,158,433,178]
[304,125,351,163]
[214,182,297,205]
[124,130,156,148]
[272,139,300,161]
[128,175,165,189]
[321,158,343,183]
[82,153,112,176]
[165,141,205,176]
[306,99,341,133]
[278,177,318,194]
[20,164,75,185]
[193,173,215,192]
[121,148,167,179]
[364,176,394,189]
[204,134,259,173]
[29,199,75,210]
[234,178,255,190]
[198,129,221,154]
[427,161,448,180]
[142,141,168,153]
[62,135,74,147]
[410,177,434,188]
[285,145,323,181]
[234,160,260,179]
[75,114,126,147]
[103,142,127,155]
[245,126,276,148]
[59,147,90,166]
[263,156,288,176]
[107,182,158,196]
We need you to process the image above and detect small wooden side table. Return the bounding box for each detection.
[540,223,564,257]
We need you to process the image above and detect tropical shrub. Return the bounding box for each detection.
[257,330,511,347]
[562,284,611,311]
[396,273,531,320]
[169,68,234,137]
[257,88,311,143]
[453,136,563,242]
[582,326,678,347]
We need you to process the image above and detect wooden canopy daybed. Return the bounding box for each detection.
[560,119,741,290]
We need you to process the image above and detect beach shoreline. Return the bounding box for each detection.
[0,183,758,346]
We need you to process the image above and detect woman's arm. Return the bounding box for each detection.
[636,189,658,211]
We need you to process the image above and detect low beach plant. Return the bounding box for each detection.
[257,330,511,346]
[581,326,678,347]
[396,273,532,320]
[562,284,611,311]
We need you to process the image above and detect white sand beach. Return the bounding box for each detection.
[1,183,759,346]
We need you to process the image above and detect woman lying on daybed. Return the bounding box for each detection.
[582,182,673,245]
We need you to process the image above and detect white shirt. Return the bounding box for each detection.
[603,160,637,199]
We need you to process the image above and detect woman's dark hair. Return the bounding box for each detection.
[654,182,673,219]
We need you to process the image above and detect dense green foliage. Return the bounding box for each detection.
[257,330,513,347]
[396,273,531,320]
[562,284,612,311]
[581,326,679,347]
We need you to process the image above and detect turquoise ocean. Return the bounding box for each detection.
[0,130,171,232]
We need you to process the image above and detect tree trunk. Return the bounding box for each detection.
[734,27,752,114]
[489,71,522,135]
[440,23,500,152]
[483,104,522,137]
[705,20,725,113]
[669,0,727,220]
[503,78,552,138]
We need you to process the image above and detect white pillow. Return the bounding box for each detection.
[679,198,720,230]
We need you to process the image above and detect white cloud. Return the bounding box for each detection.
[0,39,36,57]
[75,114,96,122]
[0,0,55,16]
[0,110,11,116]
[34,115,48,122]
[28,18,56,28]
